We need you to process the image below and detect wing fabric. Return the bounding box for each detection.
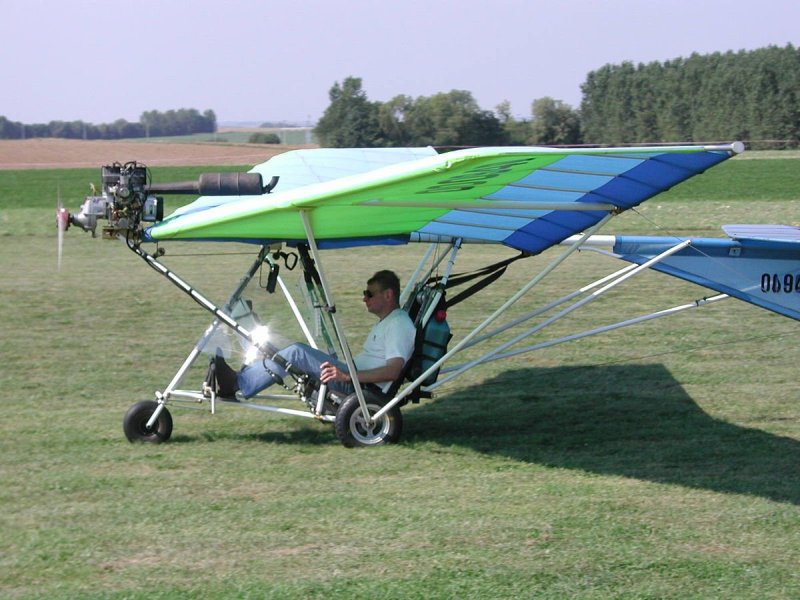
[167,147,439,219]
[612,230,800,321]
[722,224,800,246]
[145,144,742,253]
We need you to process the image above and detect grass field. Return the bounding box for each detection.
[2,151,800,598]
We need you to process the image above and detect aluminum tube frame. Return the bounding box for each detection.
[400,243,436,305]
[135,241,324,427]
[479,294,729,365]
[228,400,336,422]
[372,213,616,420]
[298,210,369,418]
[458,263,639,352]
[400,243,456,307]
[143,245,271,427]
[129,237,262,345]
[419,241,461,327]
[269,253,319,349]
[433,239,692,387]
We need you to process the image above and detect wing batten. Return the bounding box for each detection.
[431,210,534,231]
[416,221,511,243]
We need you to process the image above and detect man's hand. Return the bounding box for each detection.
[320,361,350,384]
[320,357,405,386]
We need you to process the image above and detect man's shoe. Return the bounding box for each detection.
[214,354,240,399]
[204,359,216,395]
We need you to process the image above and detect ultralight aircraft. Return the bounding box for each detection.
[56,142,800,447]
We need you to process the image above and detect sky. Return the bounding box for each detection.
[2,0,798,126]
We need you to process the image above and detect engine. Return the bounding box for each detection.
[59,161,271,241]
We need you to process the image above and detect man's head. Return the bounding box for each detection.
[363,270,401,318]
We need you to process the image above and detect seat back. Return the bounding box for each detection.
[380,283,452,403]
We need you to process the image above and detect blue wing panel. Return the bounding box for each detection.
[417,147,737,254]
[471,207,550,219]
[613,235,800,321]
[505,210,607,252]
[617,158,691,191]
[431,209,536,232]
[549,154,644,175]
[485,187,584,203]
[416,221,510,243]
[515,170,614,191]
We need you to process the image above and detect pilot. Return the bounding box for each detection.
[213,270,416,399]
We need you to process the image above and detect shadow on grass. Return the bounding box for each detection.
[406,364,800,505]
[170,426,333,446]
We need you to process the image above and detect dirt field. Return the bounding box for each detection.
[0,138,314,169]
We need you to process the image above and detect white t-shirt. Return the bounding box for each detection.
[354,308,416,391]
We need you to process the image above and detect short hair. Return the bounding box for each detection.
[368,270,401,301]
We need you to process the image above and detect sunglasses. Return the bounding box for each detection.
[362,288,383,298]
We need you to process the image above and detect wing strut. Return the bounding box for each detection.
[465,294,728,367]
[434,238,693,386]
[372,212,616,421]
[298,210,371,419]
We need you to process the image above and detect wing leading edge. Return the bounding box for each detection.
[145,143,743,253]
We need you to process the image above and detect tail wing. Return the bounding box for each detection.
[611,225,800,320]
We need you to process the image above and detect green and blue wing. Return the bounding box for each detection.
[145,144,742,254]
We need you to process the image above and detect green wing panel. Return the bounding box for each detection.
[147,148,564,242]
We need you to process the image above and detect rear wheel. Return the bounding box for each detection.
[123,400,173,443]
[334,392,402,447]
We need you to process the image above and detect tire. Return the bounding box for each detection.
[334,392,402,448]
[123,400,173,443]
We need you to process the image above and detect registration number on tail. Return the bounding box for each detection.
[761,273,800,293]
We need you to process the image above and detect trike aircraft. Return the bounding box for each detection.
[57,142,798,447]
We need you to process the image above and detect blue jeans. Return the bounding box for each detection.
[237,343,353,398]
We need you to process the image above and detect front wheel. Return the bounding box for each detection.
[123,400,173,443]
[334,392,402,448]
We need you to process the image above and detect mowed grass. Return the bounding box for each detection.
[1,152,800,598]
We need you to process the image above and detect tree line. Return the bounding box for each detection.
[3,44,796,147]
[315,44,799,148]
[580,44,800,145]
[0,108,217,140]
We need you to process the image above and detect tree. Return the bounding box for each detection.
[314,77,381,147]
[111,118,145,139]
[203,109,217,133]
[249,132,281,144]
[0,116,22,138]
[138,108,216,138]
[496,101,533,145]
[529,97,581,145]
[403,90,505,146]
[0,108,215,140]
[580,44,800,146]
[314,82,511,147]
[377,94,414,146]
